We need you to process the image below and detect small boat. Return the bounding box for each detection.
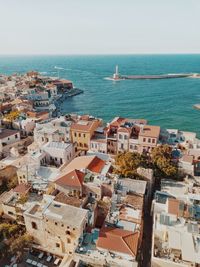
[193,104,200,110]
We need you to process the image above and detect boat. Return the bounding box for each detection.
[193,104,200,110]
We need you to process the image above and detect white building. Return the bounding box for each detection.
[42,141,75,167]
[0,129,20,155]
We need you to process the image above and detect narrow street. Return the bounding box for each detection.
[140,199,153,267]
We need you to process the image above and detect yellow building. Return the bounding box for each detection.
[70,118,101,152]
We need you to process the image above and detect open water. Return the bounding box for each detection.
[0,54,200,135]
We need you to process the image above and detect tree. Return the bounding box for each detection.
[0,166,18,194]
[9,234,33,254]
[151,145,178,178]
[17,195,28,205]
[115,152,149,178]
[4,110,20,123]
[0,223,20,240]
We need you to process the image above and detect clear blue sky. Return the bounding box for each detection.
[0,0,200,55]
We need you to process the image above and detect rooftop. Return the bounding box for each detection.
[44,201,88,227]
[97,227,139,257]
[0,129,19,139]
[55,169,84,189]
[118,178,147,195]
[62,155,106,174]
[139,125,160,138]
[71,119,99,132]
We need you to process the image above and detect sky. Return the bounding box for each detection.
[0,0,200,55]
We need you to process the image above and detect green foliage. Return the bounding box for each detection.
[0,166,18,194]
[9,233,33,254]
[17,195,28,205]
[151,145,178,178]
[0,223,20,240]
[4,110,20,122]
[7,175,18,190]
[115,152,151,178]
[115,145,178,180]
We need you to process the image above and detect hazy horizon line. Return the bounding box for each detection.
[0,52,200,57]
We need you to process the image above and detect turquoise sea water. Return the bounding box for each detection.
[0,55,200,135]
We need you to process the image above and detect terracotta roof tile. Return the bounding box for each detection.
[71,120,99,132]
[87,156,105,173]
[55,169,84,189]
[13,184,31,194]
[62,156,106,174]
[97,227,139,257]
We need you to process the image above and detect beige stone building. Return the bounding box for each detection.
[24,196,88,257]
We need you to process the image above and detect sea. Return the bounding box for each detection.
[0,54,200,136]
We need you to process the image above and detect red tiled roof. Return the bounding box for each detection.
[110,117,125,127]
[55,169,84,189]
[97,227,139,257]
[87,156,106,173]
[71,120,99,132]
[13,184,31,194]
[62,155,106,174]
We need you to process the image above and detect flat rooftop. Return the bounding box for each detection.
[43,201,88,228]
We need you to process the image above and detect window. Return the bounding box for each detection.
[83,134,86,138]
[148,138,151,143]
[74,132,77,137]
[73,228,75,231]
[66,230,70,235]
[31,222,37,230]
[79,133,81,137]
[56,243,60,248]
[121,144,124,149]
[15,134,18,139]
[8,211,14,216]
[124,135,128,140]
[67,238,71,243]
[55,222,58,226]
[55,157,57,161]
[60,158,63,164]
[143,138,146,142]
[130,145,133,149]
[119,134,122,139]
[152,139,155,144]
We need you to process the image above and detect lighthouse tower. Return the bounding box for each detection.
[113,65,119,80]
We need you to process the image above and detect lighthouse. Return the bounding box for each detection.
[113,65,120,80]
